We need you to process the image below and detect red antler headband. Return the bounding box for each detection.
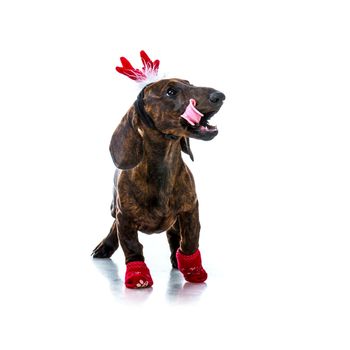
[116,50,160,83]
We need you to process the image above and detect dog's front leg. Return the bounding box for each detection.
[177,202,201,255]
[116,211,143,263]
[117,211,153,288]
[176,202,208,283]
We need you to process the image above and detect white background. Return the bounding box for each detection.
[0,0,349,349]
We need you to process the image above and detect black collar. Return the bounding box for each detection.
[134,87,179,140]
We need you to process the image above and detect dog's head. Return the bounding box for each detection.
[142,79,225,141]
[110,79,225,169]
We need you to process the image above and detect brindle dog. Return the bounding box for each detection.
[92,79,225,272]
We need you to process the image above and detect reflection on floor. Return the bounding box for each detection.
[92,258,208,304]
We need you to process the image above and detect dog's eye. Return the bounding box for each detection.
[166,87,178,97]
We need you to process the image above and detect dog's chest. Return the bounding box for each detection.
[118,165,197,232]
[119,193,188,233]
[134,195,178,233]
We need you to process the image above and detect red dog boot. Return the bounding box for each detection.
[176,249,208,283]
[125,261,153,289]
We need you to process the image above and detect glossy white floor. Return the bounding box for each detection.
[1,1,350,349]
[2,159,349,350]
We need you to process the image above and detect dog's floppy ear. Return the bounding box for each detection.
[110,108,144,169]
[180,137,194,161]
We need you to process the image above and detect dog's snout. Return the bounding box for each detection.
[209,91,226,104]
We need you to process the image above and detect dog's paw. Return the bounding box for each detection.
[125,261,153,289]
[181,266,207,283]
[126,273,153,289]
[176,249,207,283]
[91,240,115,258]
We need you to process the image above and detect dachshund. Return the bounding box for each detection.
[92,78,225,288]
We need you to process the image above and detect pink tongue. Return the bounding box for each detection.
[180,99,203,126]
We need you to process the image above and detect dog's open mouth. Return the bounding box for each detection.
[180,99,219,140]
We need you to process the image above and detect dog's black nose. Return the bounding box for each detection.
[209,91,226,104]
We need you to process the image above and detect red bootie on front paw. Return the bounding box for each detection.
[176,249,208,283]
[125,261,153,289]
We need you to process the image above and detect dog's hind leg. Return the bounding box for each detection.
[91,220,119,258]
[166,219,180,268]
[92,169,120,258]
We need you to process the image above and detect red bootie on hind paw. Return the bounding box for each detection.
[125,261,153,289]
[176,249,208,283]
